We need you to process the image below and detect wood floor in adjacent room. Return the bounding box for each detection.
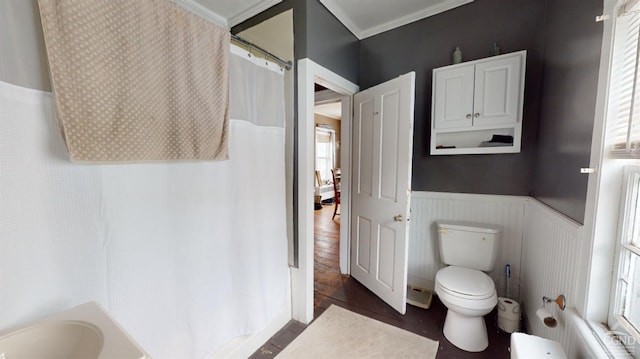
[250,203,512,359]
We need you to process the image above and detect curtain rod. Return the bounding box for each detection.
[231,34,293,71]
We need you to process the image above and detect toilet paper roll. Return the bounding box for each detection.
[498,297,521,333]
[536,308,558,328]
[498,297,520,320]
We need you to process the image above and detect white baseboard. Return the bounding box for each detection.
[408,274,434,291]
[208,308,291,359]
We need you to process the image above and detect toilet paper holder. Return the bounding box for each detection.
[538,295,565,328]
[542,294,566,311]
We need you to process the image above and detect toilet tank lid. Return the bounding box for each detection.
[510,333,567,358]
[436,220,502,233]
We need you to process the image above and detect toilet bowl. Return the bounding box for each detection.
[434,221,502,352]
[435,266,498,351]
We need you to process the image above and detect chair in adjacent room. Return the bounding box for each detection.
[331,168,341,220]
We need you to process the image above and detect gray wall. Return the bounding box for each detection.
[232,0,359,84]
[0,0,50,91]
[359,0,547,196]
[532,0,603,223]
[303,0,358,83]
[10,0,601,223]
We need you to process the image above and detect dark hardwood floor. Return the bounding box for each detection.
[250,203,512,359]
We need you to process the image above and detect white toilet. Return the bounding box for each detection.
[434,220,501,352]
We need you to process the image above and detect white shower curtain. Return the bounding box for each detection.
[0,45,288,358]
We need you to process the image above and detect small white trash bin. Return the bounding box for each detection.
[497,297,520,333]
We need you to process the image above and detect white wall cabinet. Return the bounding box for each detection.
[431,50,526,155]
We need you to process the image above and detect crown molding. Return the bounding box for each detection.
[321,0,474,40]
[175,0,229,29]
[361,0,473,39]
[319,0,363,39]
[228,0,283,28]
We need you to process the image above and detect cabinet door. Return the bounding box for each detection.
[433,65,474,129]
[473,55,522,126]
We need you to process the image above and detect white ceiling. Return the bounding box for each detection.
[315,102,342,120]
[178,0,473,39]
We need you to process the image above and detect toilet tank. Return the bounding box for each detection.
[436,220,502,271]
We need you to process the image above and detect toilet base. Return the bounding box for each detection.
[443,309,489,352]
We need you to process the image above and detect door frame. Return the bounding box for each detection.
[292,58,358,324]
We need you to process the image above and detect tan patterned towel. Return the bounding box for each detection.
[38,0,230,163]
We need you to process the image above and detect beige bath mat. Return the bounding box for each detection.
[276,305,439,359]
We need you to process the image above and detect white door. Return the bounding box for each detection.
[433,64,474,129]
[473,55,521,126]
[350,72,415,314]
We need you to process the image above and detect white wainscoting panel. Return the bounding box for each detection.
[409,192,527,301]
[522,199,584,358]
[411,192,599,357]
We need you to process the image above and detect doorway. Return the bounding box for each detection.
[292,59,358,323]
[313,90,343,311]
[293,59,415,322]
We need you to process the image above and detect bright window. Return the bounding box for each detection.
[611,6,640,158]
[605,4,640,355]
[315,127,335,185]
[613,167,640,350]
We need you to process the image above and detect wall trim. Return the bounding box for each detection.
[228,0,284,28]
[293,58,358,324]
[175,0,228,28]
[174,0,284,30]
[359,0,474,39]
[319,0,474,40]
[317,0,362,39]
[414,190,528,204]
[570,311,626,359]
[527,197,584,233]
[208,306,291,359]
[417,191,583,232]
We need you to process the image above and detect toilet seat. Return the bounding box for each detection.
[436,266,495,300]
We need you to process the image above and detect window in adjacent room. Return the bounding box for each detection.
[315,126,336,186]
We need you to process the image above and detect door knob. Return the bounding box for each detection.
[393,215,403,222]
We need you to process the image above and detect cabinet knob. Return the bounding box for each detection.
[474,113,480,118]
[393,214,403,222]
[466,114,472,119]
